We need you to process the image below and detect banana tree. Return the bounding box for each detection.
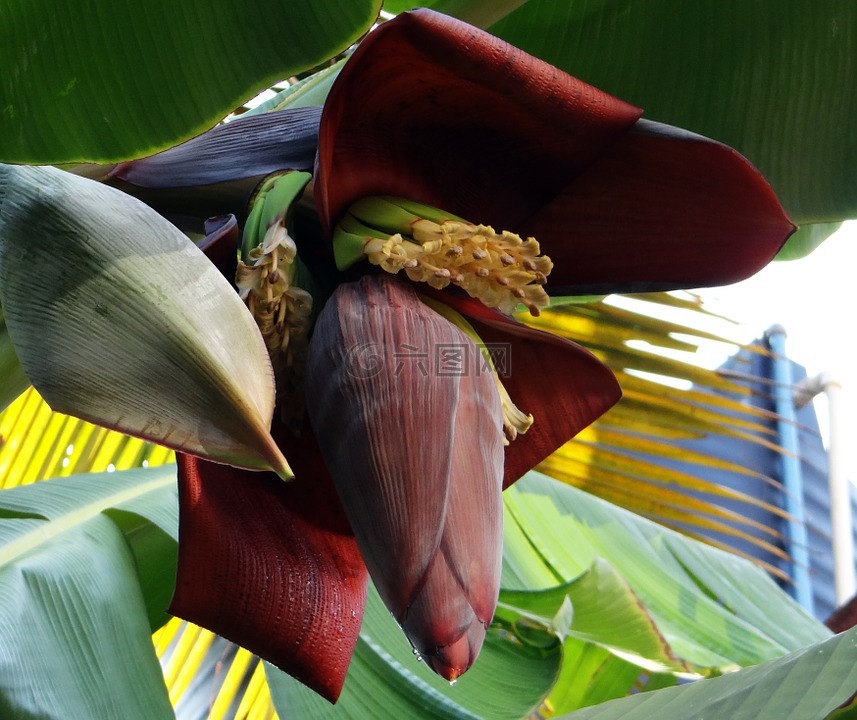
[1,1,855,718]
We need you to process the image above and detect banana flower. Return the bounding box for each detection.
[113,9,794,703]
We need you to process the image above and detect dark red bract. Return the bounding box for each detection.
[316,9,794,294]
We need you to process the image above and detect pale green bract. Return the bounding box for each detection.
[0,164,290,477]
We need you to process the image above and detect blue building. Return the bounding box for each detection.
[634,332,857,622]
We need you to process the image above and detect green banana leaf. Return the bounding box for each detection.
[497,559,685,676]
[498,471,832,715]
[559,626,857,720]
[503,472,828,667]
[240,60,347,116]
[490,0,856,228]
[0,306,27,413]
[0,0,382,163]
[0,466,178,720]
[776,222,844,260]
[547,637,672,715]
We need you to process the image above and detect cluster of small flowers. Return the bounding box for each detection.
[235,222,313,374]
[494,376,534,445]
[363,219,553,316]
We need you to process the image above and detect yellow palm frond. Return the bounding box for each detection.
[524,292,794,565]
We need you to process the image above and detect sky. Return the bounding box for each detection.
[696,221,857,483]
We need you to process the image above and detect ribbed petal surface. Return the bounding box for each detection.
[306,275,505,679]
[106,107,321,227]
[430,290,622,488]
[402,366,504,678]
[171,450,367,703]
[525,120,795,293]
[111,107,321,188]
[316,9,642,238]
[0,164,288,476]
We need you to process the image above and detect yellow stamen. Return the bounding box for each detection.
[235,222,312,373]
[362,218,552,316]
[495,377,534,445]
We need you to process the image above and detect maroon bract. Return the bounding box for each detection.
[315,9,794,294]
[172,426,367,703]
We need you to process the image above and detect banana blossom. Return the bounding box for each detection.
[157,9,793,703]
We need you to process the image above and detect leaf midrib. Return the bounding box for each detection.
[0,473,174,567]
